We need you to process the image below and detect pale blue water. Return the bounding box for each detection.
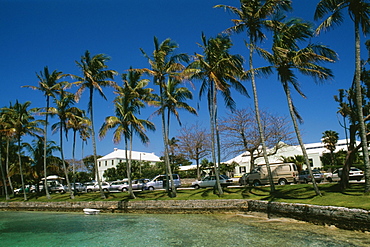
[0,211,369,247]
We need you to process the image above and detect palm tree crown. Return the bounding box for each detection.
[74,50,118,199]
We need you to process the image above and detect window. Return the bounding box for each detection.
[105,161,107,166]
[239,167,246,173]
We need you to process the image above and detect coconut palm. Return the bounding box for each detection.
[314,0,370,192]
[259,18,338,195]
[152,78,197,139]
[66,107,91,193]
[99,70,155,199]
[50,90,76,199]
[23,67,66,198]
[0,124,9,200]
[322,130,339,168]
[4,101,43,200]
[74,50,118,199]
[215,0,292,193]
[139,37,189,197]
[0,107,17,198]
[23,137,61,191]
[188,33,248,195]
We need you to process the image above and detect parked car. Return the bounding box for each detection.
[43,181,66,193]
[326,167,364,182]
[298,169,324,184]
[248,163,298,186]
[66,182,86,192]
[109,180,128,192]
[144,174,181,190]
[238,173,250,186]
[86,182,110,192]
[192,175,233,189]
[132,179,150,190]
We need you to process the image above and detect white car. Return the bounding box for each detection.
[109,180,128,192]
[191,175,233,189]
[326,167,364,182]
[86,182,110,192]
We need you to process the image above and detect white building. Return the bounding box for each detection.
[97,148,161,181]
[226,139,355,177]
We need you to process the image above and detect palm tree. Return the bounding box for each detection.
[23,137,61,190]
[66,107,91,194]
[260,18,338,196]
[0,125,9,200]
[0,107,17,198]
[50,90,75,199]
[314,0,370,192]
[152,78,197,138]
[139,37,189,197]
[322,130,339,169]
[23,66,66,198]
[99,69,155,199]
[215,0,292,193]
[5,101,43,200]
[151,77,197,185]
[189,33,248,195]
[74,50,118,199]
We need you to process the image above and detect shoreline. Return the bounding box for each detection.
[1,199,369,232]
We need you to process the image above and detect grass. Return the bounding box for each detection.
[2,183,370,210]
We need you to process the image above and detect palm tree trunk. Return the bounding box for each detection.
[249,43,275,193]
[60,122,74,199]
[89,88,105,199]
[0,136,10,200]
[354,18,370,193]
[44,97,51,199]
[18,137,27,201]
[209,81,223,196]
[6,138,14,197]
[341,126,357,191]
[160,82,176,197]
[72,130,77,194]
[128,130,135,199]
[196,156,200,180]
[284,84,321,196]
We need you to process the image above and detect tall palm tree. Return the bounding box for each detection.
[189,33,248,195]
[322,130,339,168]
[260,18,338,196]
[66,107,91,194]
[215,0,292,193]
[74,50,118,199]
[315,0,370,192]
[50,90,75,199]
[99,69,155,199]
[23,67,66,198]
[0,107,16,198]
[139,37,189,197]
[0,124,9,200]
[152,78,197,140]
[5,100,43,200]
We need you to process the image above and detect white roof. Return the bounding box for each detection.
[98,148,161,162]
[225,139,357,164]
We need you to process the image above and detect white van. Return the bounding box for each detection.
[144,174,181,190]
[247,163,298,186]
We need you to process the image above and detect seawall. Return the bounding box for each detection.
[0,200,369,231]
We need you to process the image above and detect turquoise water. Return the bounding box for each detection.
[0,211,369,247]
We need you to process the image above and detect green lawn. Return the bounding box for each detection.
[2,183,370,210]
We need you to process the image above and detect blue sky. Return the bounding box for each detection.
[0,0,362,161]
